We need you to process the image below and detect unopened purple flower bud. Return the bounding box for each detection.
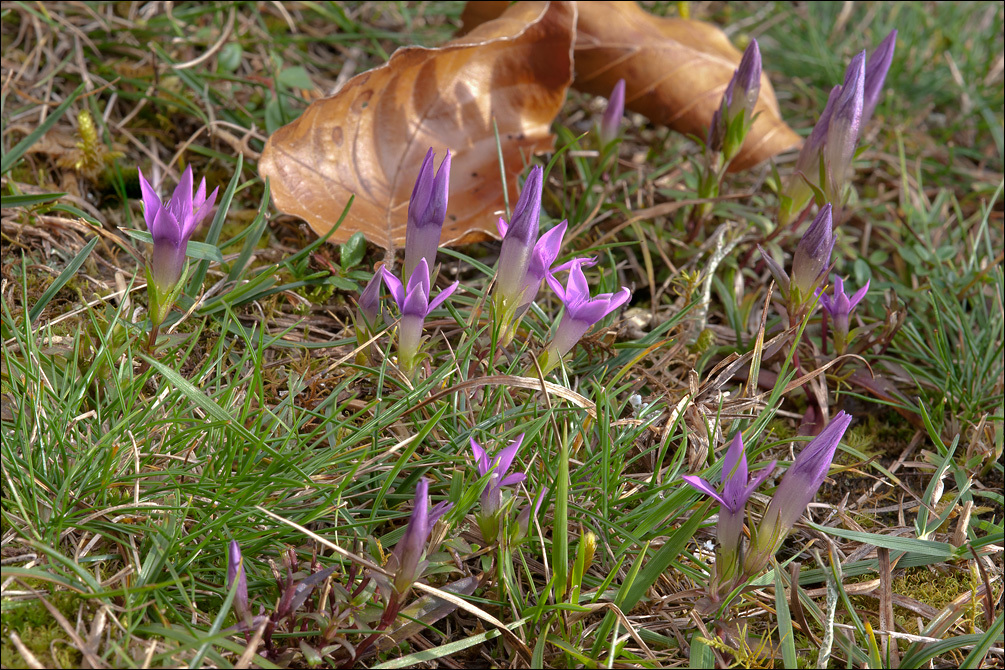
[791,204,835,301]
[599,79,626,146]
[709,41,761,158]
[496,166,544,308]
[818,275,869,354]
[403,148,451,283]
[357,270,383,330]
[862,30,897,128]
[745,411,853,575]
[391,478,452,595]
[780,85,841,225]
[729,39,762,121]
[823,52,865,202]
[139,165,218,293]
[227,540,250,623]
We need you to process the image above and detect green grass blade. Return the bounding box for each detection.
[773,563,798,669]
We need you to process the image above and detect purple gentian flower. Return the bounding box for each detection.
[818,275,869,354]
[823,52,865,202]
[381,258,458,374]
[389,477,452,595]
[495,166,544,312]
[471,434,527,516]
[683,432,776,561]
[471,434,527,542]
[745,411,853,576]
[496,220,569,317]
[541,260,631,373]
[139,165,218,293]
[599,79,626,146]
[227,540,250,624]
[862,30,897,128]
[403,148,451,283]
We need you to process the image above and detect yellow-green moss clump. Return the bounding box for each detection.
[892,566,975,633]
[1,592,83,668]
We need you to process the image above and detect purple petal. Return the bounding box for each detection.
[493,434,524,478]
[191,185,219,230]
[600,78,626,145]
[545,270,567,303]
[406,258,431,294]
[471,438,490,476]
[551,256,598,275]
[863,30,896,127]
[193,176,208,211]
[528,221,568,280]
[567,263,592,305]
[721,432,748,510]
[429,500,452,526]
[430,151,451,225]
[392,477,431,593]
[167,165,195,223]
[505,166,543,246]
[402,275,430,320]
[682,475,728,508]
[408,149,436,224]
[727,39,761,121]
[497,217,509,238]
[138,168,163,230]
[743,459,777,500]
[764,412,851,539]
[425,281,458,316]
[800,85,842,170]
[848,279,870,310]
[499,473,526,488]
[380,267,405,310]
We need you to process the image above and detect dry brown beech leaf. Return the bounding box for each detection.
[462,1,801,171]
[259,1,575,249]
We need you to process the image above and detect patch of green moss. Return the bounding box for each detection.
[892,566,974,633]
[1,592,83,669]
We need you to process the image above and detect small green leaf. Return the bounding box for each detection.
[265,97,283,135]
[278,66,313,90]
[218,42,242,72]
[340,231,366,269]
